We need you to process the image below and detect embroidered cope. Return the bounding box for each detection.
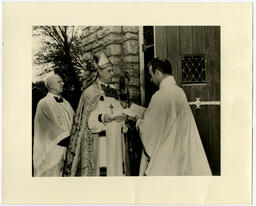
[63,80,127,176]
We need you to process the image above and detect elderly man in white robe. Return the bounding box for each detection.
[33,74,74,177]
[136,58,212,176]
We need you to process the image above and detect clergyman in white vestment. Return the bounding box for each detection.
[33,74,74,177]
[137,58,212,176]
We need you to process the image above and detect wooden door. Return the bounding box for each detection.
[153,26,220,175]
[143,26,158,107]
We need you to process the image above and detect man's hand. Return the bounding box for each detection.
[103,114,114,123]
[127,116,137,121]
[103,113,127,123]
[127,114,141,122]
[113,113,127,122]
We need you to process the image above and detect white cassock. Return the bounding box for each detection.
[88,84,126,176]
[33,92,74,176]
[137,76,212,176]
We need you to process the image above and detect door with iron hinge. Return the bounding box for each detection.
[151,26,221,175]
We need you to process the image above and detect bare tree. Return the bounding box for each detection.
[33,26,85,109]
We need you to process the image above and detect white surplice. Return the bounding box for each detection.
[33,93,74,176]
[137,76,212,176]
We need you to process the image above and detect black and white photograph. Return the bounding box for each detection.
[32,26,220,177]
[3,3,252,204]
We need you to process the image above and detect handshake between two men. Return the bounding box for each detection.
[101,103,146,126]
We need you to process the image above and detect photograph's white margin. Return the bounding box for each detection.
[1,1,254,205]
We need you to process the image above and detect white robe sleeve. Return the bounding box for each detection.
[88,101,106,133]
[138,91,172,157]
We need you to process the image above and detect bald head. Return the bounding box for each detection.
[44,74,64,95]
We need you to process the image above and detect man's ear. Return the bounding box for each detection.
[155,69,161,77]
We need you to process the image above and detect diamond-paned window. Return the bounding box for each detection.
[181,55,206,84]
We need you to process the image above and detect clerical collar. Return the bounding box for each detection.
[160,76,177,89]
[48,92,62,99]
[97,79,115,89]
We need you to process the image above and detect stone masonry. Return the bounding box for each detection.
[81,26,140,104]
